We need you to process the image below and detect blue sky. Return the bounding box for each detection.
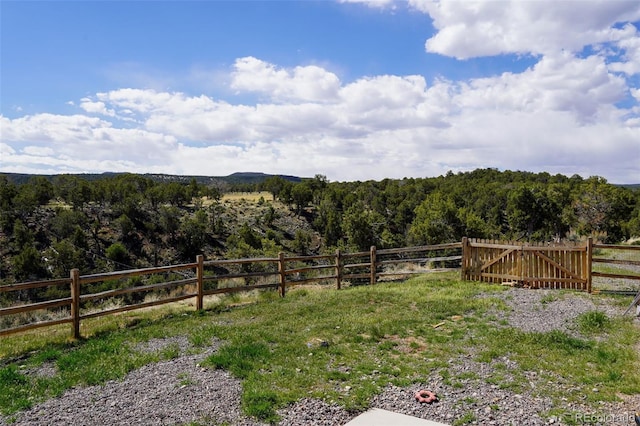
[1,0,639,183]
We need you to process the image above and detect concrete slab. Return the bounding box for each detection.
[344,408,449,426]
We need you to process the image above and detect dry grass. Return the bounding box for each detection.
[222,191,272,203]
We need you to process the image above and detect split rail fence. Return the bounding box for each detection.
[3,239,639,339]
[0,243,461,338]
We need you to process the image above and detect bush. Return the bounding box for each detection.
[105,243,129,268]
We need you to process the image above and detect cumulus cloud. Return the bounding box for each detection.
[454,52,628,122]
[408,0,640,59]
[230,57,341,103]
[1,113,178,169]
[608,24,640,75]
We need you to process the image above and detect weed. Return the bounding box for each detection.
[176,372,195,387]
[241,381,280,423]
[576,311,610,334]
[205,342,272,379]
[160,343,181,360]
[540,293,558,304]
[453,411,476,425]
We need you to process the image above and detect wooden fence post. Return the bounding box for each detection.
[196,255,204,310]
[370,246,377,285]
[460,237,468,281]
[586,237,593,293]
[335,249,342,290]
[70,268,80,339]
[278,252,286,297]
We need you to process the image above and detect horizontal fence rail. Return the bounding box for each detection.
[591,243,640,281]
[0,243,461,338]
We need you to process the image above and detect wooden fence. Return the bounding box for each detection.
[4,238,639,339]
[591,243,640,283]
[461,238,640,293]
[461,238,592,291]
[0,243,462,338]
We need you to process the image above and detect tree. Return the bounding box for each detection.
[145,184,166,209]
[11,220,46,280]
[50,209,87,240]
[177,210,208,260]
[263,205,278,227]
[13,245,47,281]
[164,182,189,207]
[28,176,54,205]
[159,206,181,241]
[314,196,342,248]
[46,240,85,278]
[0,176,18,232]
[506,186,545,239]
[106,242,129,269]
[342,201,384,251]
[53,175,92,210]
[188,177,200,200]
[13,219,38,251]
[308,174,328,205]
[278,181,294,207]
[291,182,313,215]
[13,186,39,216]
[291,230,312,255]
[263,176,287,201]
[238,222,262,250]
[408,192,460,245]
[116,214,136,240]
[573,179,635,242]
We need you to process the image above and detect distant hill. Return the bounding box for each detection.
[0,171,303,186]
[619,183,640,191]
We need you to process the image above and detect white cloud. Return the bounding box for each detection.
[337,74,451,129]
[608,25,640,75]
[80,99,116,117]
[230,57,341,103]
[454,52,627,122]
[408,0,640,59]
[22,146,54,156]
[0,142,16,156]
[1,113,178,169]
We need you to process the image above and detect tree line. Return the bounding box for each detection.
[1,169,638,286]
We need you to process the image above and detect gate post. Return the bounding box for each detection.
[278,252,286,297]
[586,237,593,293]
[461,237,468,281]
[370,246,377,285]
[196,255,204,310]
[70,268,81,339]
[335,249,342,290]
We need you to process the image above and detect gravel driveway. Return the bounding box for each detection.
[2,288,639,426]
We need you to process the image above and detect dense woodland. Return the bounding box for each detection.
[1,169,639,285]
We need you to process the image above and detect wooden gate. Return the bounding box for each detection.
[461,238,590,291]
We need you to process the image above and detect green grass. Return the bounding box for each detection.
[1,273,639,424]
[576,311,611,335]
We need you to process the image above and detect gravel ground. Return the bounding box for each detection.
[2,288,639,426]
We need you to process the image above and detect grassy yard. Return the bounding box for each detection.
[1,273,639,423]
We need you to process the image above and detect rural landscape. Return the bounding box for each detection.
[3,0,640,424]
[1,169,640,425]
